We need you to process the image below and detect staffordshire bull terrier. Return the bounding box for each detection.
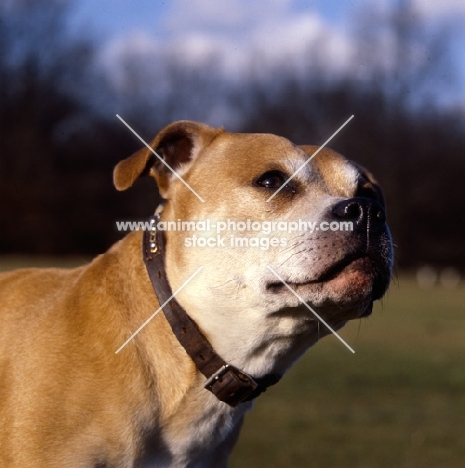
[0,120,392,467]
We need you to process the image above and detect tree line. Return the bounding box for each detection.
[0,0,464,270]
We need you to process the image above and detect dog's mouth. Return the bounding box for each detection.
[266,255,384,317]
[267,254,368,290]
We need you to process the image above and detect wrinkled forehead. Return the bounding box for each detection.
[300,145,360,198]
[199,133,360,198]
[204,132,301,166]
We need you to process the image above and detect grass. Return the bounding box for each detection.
[1,259,463,466]
[230,276,465,468]
[0,255,90,272]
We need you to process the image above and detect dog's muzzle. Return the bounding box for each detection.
[331,196,392,300]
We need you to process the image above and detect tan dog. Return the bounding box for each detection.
[0,121,392,467]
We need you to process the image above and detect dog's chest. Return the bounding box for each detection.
[140,399,251,467]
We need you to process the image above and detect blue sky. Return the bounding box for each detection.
[70,0,358,40]
[69,0,465,41]
[67,0,465,109]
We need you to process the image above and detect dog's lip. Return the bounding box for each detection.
[266,254,367,293]
[311,253,368,284]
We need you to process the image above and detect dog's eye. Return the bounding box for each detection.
[254,171,288,189]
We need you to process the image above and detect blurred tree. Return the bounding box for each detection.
[0,0,463,269]
[236,0,465,269]
[351,0,464,268]
[0,0,147,254]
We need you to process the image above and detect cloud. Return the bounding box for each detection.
[412,0,465,19]
[102,0,356,83]
[162,0,293,33]
[163,0,355,71]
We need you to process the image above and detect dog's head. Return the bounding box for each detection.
[114,120,393,371]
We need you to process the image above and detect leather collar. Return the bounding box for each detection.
[142,213,281,407]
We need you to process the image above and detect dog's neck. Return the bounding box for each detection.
[142,213,282,407]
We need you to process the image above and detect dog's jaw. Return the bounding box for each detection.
[159,136,393,388]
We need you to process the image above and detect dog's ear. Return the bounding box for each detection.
[113,121,223,196]
[113,146,154,191]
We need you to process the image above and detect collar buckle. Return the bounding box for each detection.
[204,364,232,390]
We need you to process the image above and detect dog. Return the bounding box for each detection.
[0,120,392,467]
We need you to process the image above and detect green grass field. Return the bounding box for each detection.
[1,259,464,467]
[231,276,465,468]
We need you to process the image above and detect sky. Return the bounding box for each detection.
[69,0,358,67]
[70,0,356,39]
[67,0,465,108]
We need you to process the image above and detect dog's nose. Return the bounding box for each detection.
[332,197,386,232]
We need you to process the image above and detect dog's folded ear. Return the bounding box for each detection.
[113,120,223,197]
[113,146,154,191]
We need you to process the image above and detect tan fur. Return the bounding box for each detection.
[0,121,392,467]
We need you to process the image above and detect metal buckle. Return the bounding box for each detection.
[204,364,231,390]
